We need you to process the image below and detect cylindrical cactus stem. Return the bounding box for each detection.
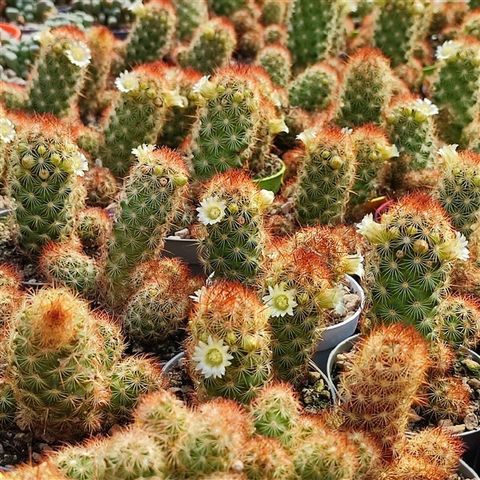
[120,0,176,69]
[185,280,272,404]
[385,95,439,191]
[287,0,347,69]
[83,166,118,207]
[75,207,112,257]
[373,0,433,67]
[157,67,202,149]
[338,324,430,457]
[0,114,16,181]
[173,0,209,43]
[4,287,111,437]
[436,145,480,238]
[102,146,188,308]
[208,0,247,15]
[39,240,100,298]
[79,26,116,122]
[99,63,178,177]
[7,116,87,255]
[348,124,398,216]
[461,9,480,40]
[433,37,480,145]
[196,170,271,283]
[357,193,469,333]
[293,125,356,226]
[261,0,289,25]
[25,26,91,118]
[335,48,394,128]
[288,62,338,113]
[177,18,237,75]
[256,44,292,88]
[264,24,287,45]
[122,258,195,348]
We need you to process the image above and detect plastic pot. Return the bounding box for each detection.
[163,237,200,265]
[374,198,395,221]
[460,459,480,479]
[254,159,286,194]
[313,275,364,374]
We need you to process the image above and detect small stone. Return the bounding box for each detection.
[468,378,480,389]
[174,228,190,239]
[445,424,466,434]
[280,200,293,214]
[464,413,478,431]
[438,419,454,428]
[32,453,42,462]
[308,370,321,381]
[462,358,480,377]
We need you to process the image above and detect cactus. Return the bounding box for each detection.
[335,48,394,128]
[293,125,356,226]
[430,295,480,349]
[385,95,438,191]
[288,62,337,113]
[264,24,287,45]
[461,9,480,40]
[196,171,271,283]
[39,240,99,298]
[250,383,300,447]
[436,145,480,238]
[103,146,188,307]
[338,324,430,456]
[8,116,87,254]
[0,462,67,480]
[79,26,116,122]
[186,280,272,404]
[287,0,347,69]
[357,193,469,333]
[177,18,237,75]
[83,166,118,207]
[173,0,209,43]
[123,258,194,347]
[433,38,480,145]
[70,0,135,28]
[75,207,112,257]
[261,0,289,25]
[157,68,201,149]
[256,44,291,87]
[121,0,176,69]
[99,63,176,177]
[25,27,91,118]
[373,0,432,67]
[348,124,398,215]
[208,0,247,15]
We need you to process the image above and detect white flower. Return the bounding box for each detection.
[412,98,439,117]
[65,41,91,68]
[438,231,469,262]
[342,253,364,278]
[297,128,317,150]
[257,189,274,210]
[438,144,459,164]
[190,287,206,303]
[262,283,298,318]
[164,90,188,108]
[72,151,89,177]
[356,213,385,243]
[269,117,289,135]
[379,143,399,160]
[132,144,155,163]
[436,40,460,61]
[341,127,353,135]
[197,196,227,225]
[115,70,140,93]
[0,118,15,144]
[192,75,216,99]
[192,336,233,379]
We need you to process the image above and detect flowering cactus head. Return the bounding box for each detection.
[186,280,272,404]
[358,193,469,332]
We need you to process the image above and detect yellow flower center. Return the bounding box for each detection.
[274,294,289,311]
[207,206,221,220]
[206,348,224,367]
[70,46,86,62]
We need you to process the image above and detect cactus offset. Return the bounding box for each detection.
[173,0,209,43]
[83,166,118,207]
[256,44,292,87]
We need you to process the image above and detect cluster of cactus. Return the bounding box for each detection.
[4,0,55,23]
[173,0,209,43]
[70,0,135,28]
[0,286,162,437]
[0,34,41,80]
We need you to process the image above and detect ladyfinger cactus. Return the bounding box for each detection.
[76,207,112,257]
[123,258,194,347]
[373,0,433,67]
[100,63,177,177]
[8,116,87,254]
[39,240,99,298]
[256,44,292,87]
[177,18,237,75]
[103,146,188,307]
[79,26,116,122]
[261,0,289,25]
[338,324,430,456]
[83,165,118,207]
[208,0,247,15]
[196,171,271,282]
[173,0,209,43]
[186,280,272,404]
[287,0,347,68]
[288,62,338,113]
[436,145,480,238]
[121,0,176,69]
[25,27,91,118]
[358,194,469,333]
[433,38,480,145]
[348,125,398,215]
[335,48,394,128]
[293,126,356,226]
